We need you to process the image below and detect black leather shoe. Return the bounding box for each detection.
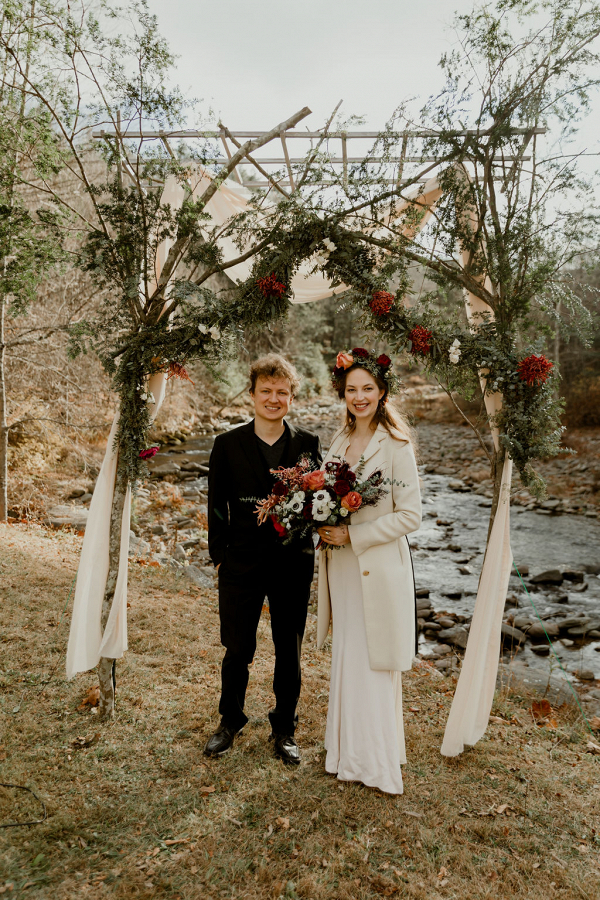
[270,733,301,765]
[203,724,238,758]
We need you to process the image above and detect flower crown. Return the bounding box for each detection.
[331,348,401,396]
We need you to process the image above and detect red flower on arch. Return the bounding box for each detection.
[517,354,553,386]
[408,325,432,356]
[257,273,287,299]
[369,291,394,316]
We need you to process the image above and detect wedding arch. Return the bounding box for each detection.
[65,118,554,759]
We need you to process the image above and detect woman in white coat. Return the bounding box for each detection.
[316,349,421,795]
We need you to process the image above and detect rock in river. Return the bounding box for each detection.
[437,626,469,649]
[529,568,563,585]
[501,623,527,645]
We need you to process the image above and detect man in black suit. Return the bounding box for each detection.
[204,354,321,764]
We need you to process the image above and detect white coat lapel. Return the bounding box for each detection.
[358,425,387,469]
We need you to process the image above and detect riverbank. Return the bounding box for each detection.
[1,521,599,899]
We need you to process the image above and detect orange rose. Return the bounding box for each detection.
[341,491,362,511]
[336,351,354,370]
[304,470,325,490]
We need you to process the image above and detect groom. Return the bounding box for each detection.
[204,354,321,764]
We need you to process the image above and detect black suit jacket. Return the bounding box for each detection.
[208,420,322,572]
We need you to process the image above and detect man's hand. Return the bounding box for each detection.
[317,524,350,546]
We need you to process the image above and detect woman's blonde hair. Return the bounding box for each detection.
[336,363,416,446]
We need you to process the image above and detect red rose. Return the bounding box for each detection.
[352,347,369,358]
[304,470,325,490]
[517,354,553,387]
[333,479,352,496]
[377,354,391,367]
[341,491,362,511]
[271,516,286,536]
[272,481,288,497]
[408,325,432,356]
[369,291,394,316]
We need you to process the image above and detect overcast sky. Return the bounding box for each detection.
[144,0,477,132]
[142,0,599,184]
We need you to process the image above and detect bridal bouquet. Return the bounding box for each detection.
[255,455,389,546]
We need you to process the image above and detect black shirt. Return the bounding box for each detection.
[255,424,289,475]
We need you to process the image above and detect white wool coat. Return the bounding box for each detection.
[317,424,422,672]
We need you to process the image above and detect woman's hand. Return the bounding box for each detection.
[317,524,350,546]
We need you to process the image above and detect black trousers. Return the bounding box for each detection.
[217,547,314,735]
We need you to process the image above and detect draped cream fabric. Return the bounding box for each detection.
[440,278,513,756]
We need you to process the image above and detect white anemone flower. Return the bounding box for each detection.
[198,323,208,334]
[323,238,336,253]
[312,505,330,522]
[313,489,330,504]
[209,326,220,340]
[286,491,306,514]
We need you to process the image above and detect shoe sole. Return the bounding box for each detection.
[273,749,301,766]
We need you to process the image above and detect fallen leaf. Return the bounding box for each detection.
[489,716,508,724]
[586,740,600,755]
[276,817,290,830]
[199,785,215,794]
[190,866,198,874]
[164,839,189,846]
[402,810,423,818]
[437,866,449,878]
[496,804,509,815]
[148,560,160,568]
[77,685,100,710]
[311,811,319,821]
[589,716,600,731]
[409,707,420,713]
[533,863,541,869]
[225,817,243,827]
[531,699,552,723]
[71,733,100,750]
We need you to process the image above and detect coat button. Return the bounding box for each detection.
[362,570,369,576]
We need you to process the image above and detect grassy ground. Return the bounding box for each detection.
[1,522,599,900]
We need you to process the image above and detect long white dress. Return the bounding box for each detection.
[324,542,406,795]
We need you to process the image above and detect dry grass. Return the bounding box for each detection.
[1,522,599,900]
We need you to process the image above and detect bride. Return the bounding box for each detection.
[316,349,421,795]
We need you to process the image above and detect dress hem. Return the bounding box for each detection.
[325,765,404,796]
